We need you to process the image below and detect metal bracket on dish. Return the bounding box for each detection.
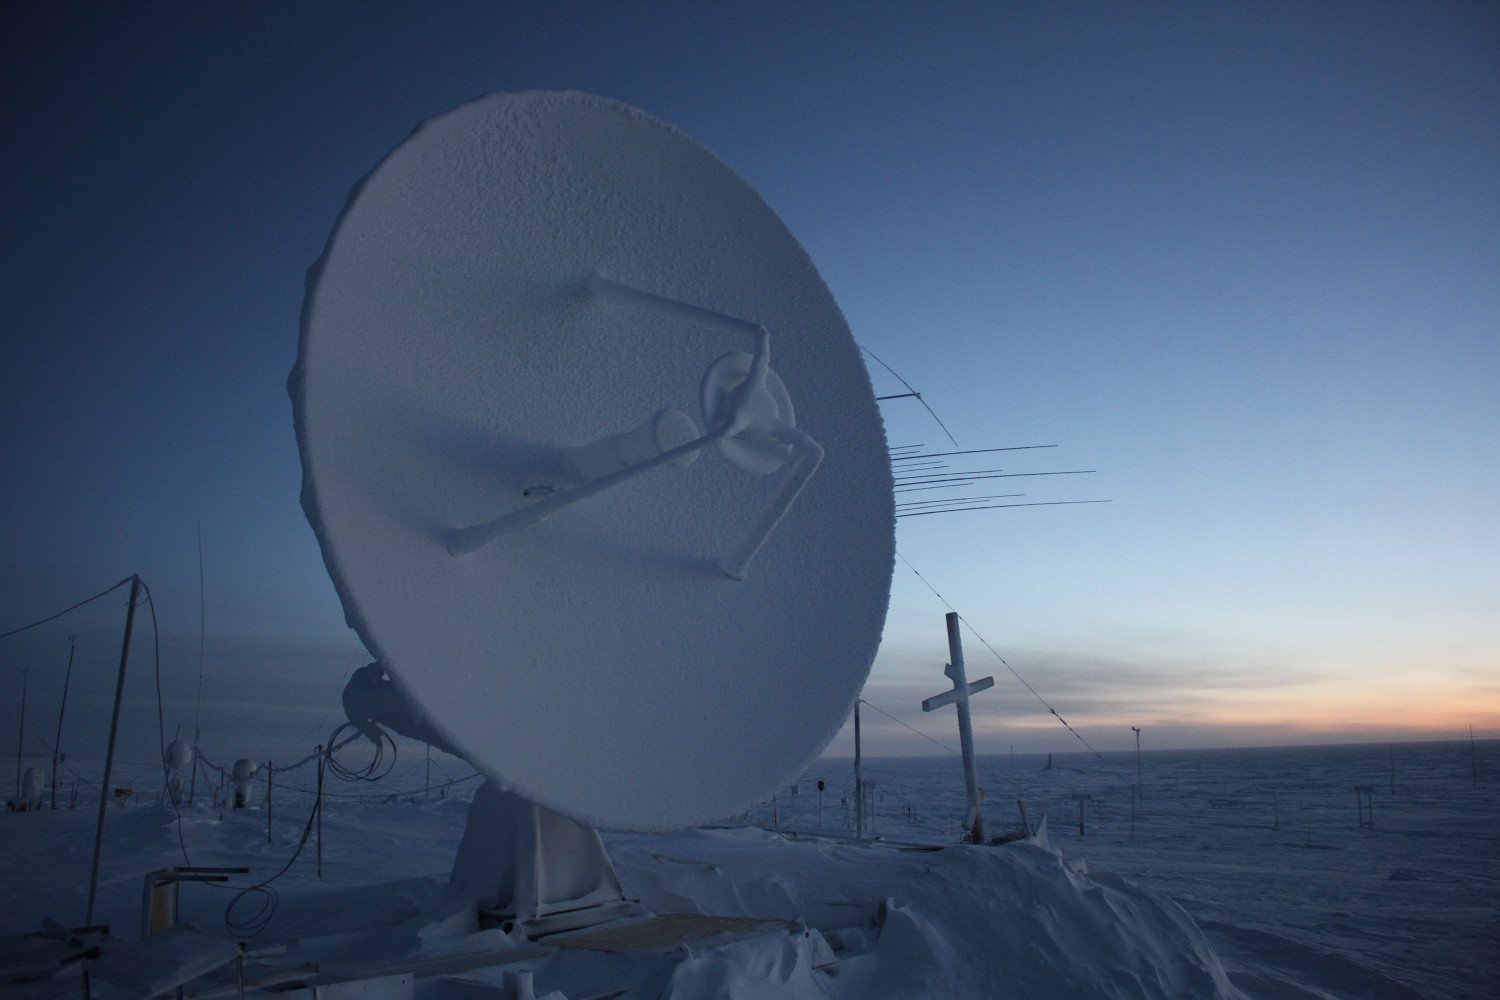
[447,274,823,582]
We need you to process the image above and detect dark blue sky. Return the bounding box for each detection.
[3,2,1496,765]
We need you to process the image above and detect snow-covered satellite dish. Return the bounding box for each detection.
[292,91,894,831]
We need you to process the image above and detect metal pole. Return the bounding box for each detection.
[316,744,325,878]
[86,575,142,925]
[15,668,27,801]
[53,638,75,809]
[190,524,206,806]
[1133,726,1142,797]
[854,701,863,840]
[946,612,984,844]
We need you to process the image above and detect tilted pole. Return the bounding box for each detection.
[86,574,142,925]
[922,612,993,844]
[946,613,984,844]
[52,638,75,810]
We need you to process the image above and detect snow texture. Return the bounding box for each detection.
[5,741,1494,997]
[291,91,895,832]
[2,801,1239,1000]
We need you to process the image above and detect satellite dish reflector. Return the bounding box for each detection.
[292,91,895,831]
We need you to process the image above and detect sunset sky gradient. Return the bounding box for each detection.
[2,2,1495,763]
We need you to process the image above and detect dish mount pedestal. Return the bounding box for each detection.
[452,781,640,937]
[342,663,638,937]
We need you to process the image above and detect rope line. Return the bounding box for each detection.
[0,577,134,640]
[860,346,960,448]
[858,699,959,756]
[895,550,1110,762]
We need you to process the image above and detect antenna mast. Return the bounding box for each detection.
[52,638,75,810]
[189,524,206,806]
[86,575,143,925]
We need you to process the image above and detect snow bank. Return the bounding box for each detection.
[606,827,1243,999]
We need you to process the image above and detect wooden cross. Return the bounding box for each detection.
[922,612,994,843]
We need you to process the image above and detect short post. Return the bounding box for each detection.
[1471,725,1478,788]
[817,780,825,828]
[854,702,864,840]
[1355,785,1375,828]
[1072,793,1092,835]
[1132,726,1143,798]
[15,668,27,803]
[316,744,326,878]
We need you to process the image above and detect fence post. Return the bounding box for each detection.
[316,745,325,878]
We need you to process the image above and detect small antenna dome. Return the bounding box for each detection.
[165,739,193,771]
[21,767,45,810]
[231,758,259,809]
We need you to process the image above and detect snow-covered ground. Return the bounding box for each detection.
[2,740,1495,998]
